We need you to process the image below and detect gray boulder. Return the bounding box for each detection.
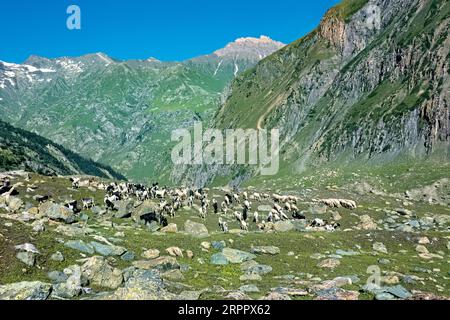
[16,252,36,267]
[132,256,179,272]
[52,265,84,299]
[0,281,52,300]
[251,246,280,255]
[210,253,229,265]
[273,221,294,232]
[101,269,176,300]
[39,202,76,224]
[90,241,127,256]
[81,256,123,289]
[131,200,160,224]
[65,240,95,254]
[47,271,68,284]
[115,200,134,219]
[184,220,209,238]
[221,248,256,264]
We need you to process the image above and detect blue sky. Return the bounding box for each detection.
[0,0,340,63]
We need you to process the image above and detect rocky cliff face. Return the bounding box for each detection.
[180,0,450,187]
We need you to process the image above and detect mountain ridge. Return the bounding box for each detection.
[178,0,450,187]
[0,119,126,179]
[19,36,285,65]
[0,36,285,183]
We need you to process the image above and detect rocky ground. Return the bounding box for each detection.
[0,169,448,300]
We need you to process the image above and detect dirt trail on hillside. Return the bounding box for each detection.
[256,94,287,130]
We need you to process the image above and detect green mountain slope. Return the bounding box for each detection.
[0,120,126,179]
[181,0,450,186]
[0,37,284,183]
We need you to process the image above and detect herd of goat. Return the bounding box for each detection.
[68,177,355,232]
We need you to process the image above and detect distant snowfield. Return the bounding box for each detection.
[1,60,56,73]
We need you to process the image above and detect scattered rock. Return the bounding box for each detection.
[315,288,359,300]
[245,264,273,275]
[375,292,396,300]
[250,246,280,255]
[142,249,160,259]
[418,252,443,260]
[133,256,179,272]
[273,220,294,232]
[65,240,95,255]
[211,241,226,250]
[0,281,52,300]
[39,202,76,224]
[52,265,84,298]
[162,269,185,281]
[382,275,400,285]
[31,220,45,233]
[386,285,412,299]
[240,274,262,281]
[240,260,259,272]
[50,251,64,262]
[318,258,340,269]
[200,242,211,250]
[115,200,134,218]
[131,200,160,224]
[15,243,39,253]
[89,241,127,257]
[166,247,183,257]
[239,284,259,293]
[373,242,388,254]
[272,287,308,297]
[261,292,291,300]
[184,220,209,238]
[103,269,175,300]
[90,241,127,257]
[91,206,106,215]
[357,215,377,230]
[335,249,359,256]
[415,245,429,254]
[7,196,24,212]
[161,223,178,233]
[47,271,68,284]
[81,256,123,289]
[331,276,354,286]
[210,253,229,265]
[16,252,36,267]
[225,291,252,300]
[221,248,256,264]
[121,251,135,261]
[331,211,342,221]
[55,224,93,237]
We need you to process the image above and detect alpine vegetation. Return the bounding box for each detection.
[171,122,280,175]
[0,0,449,302]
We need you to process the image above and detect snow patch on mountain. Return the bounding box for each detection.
[57,59,84,74]
[214,35,285,60]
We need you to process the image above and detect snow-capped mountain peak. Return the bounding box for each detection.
[213,35,285,60]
